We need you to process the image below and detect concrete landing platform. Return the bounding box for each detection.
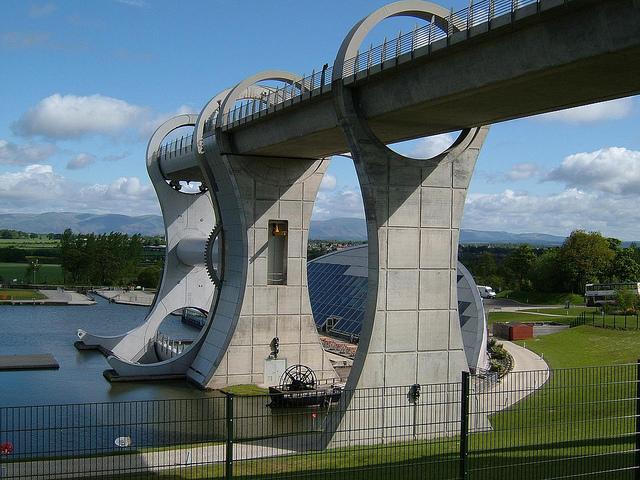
[103,369,185,382]
[0,354,59,371]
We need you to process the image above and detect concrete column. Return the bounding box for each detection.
[189,76,337,388]
[327,0,490,445]
[331,90,489,443]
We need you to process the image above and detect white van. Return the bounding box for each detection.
[477,285,496,299]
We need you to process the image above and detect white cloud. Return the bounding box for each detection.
[103,152,129,162]
[0,139,56,165]
[462,188,640,240]
[546,147,640,195]
[13,93,192,141]
[313,187,364,221]
[409,133,456,158]
[0,164,159,216]
[505,162,539,181]
[320,174,337,190]
[0,31,50,49]
[13,94,148,139]
[29,3,56,17]
[539,98,633,123]
[115,0,147,6]
[66,153,96,170]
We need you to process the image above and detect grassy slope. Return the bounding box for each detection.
[488,311,572,325]
[497,290,584,305]
[82,327,640,480]
[0,288,46,300]
[0,262,64,284]
[515,325,640,367]
[0,238,59,249]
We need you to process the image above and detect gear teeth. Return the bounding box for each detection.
[204,226,220,285]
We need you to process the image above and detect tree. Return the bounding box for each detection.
[137,266,162,288]
[559,230,614,293]
[615,288,638,313]
[504,244,536,290]
[25,259,41,285]
[608,248,640,282]
[530,248,565,293]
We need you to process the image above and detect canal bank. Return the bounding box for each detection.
[0,289,95,306]
[0,296,208,406]
[92,288,154,306]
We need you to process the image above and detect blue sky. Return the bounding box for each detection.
[1,1,639,239]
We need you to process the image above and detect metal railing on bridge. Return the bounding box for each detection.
[157,0,566,157]
[219,0,558,129]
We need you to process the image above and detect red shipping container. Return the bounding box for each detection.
[509,323,533,341]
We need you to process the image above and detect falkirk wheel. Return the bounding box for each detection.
[76,0,490,443]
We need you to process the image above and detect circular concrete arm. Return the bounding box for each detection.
[333,0,454,79]
[194,89,231,156]
[146,114,198,186]
[214,70,307,132]
[194,85,284,156]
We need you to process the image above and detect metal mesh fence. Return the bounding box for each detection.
[1,363,638,479]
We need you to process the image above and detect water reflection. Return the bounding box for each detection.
[0,296,212,407]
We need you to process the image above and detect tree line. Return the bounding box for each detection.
[463,230,640,294]
[60,229,144,286]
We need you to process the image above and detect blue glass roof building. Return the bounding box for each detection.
[307,244,489,371]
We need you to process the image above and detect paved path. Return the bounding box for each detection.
[40,289,95,306]
[0,290,95,306]
[507,311,565,317]
[93,289,154,306]
[484,298,566,313]
[2,442,296,478]
[470,341,549,432]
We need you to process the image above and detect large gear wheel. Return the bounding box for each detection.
[204,225,222,286]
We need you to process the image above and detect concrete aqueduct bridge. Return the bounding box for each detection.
[77,0,640,441]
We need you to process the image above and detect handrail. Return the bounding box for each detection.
[159,0,559,158]
[220,0,548,128]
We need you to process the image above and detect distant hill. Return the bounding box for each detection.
[1,213,632,246]
[310,217,569,246]
[0,213,165,236]
[310,218,368,241]
[459,229,566,246]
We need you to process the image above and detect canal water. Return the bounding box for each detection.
[0,297,318,458]
[0,296,211,407]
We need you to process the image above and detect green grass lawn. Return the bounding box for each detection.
[0,238,59,249]
[487,311,570,325]
[220,384,269,396]
[0,288,46,300]
[514,325,640,367]
[521,306,592,316]
[69,326,640,480]
[0,262,64,284]
[497,290,584,305]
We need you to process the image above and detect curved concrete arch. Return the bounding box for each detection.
[215,70,307,135]
[333,0,475,170]
[194,84,289,156]
[77,114,217,378]
[333,0,454,79]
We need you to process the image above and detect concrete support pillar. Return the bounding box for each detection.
[326,0,490,445]
[331,85,489,442]
[188,76,337,388]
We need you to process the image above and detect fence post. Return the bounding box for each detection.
[460,371,470,480]
[636,360,640,480]
[225,393,234,480]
